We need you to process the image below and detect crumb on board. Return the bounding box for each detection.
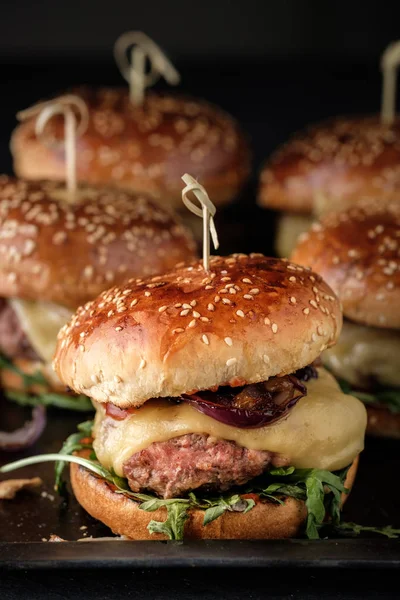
[0,477,43,500]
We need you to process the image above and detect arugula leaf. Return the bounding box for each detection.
[7,389,93,412]
[337,378,400,414]
[148,502,189,540]
[54,420,94,492]
[0,353,48,388]
[336,522,400,539]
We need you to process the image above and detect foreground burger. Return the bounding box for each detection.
[51,254,366,540]
[0,176,196,396]
[259,116,400,257]
[291,200,400,437]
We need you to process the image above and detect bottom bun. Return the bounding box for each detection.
[0,358,66,394]
[70,453,359,540]
[366,406,400,439]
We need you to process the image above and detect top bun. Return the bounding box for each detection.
[291,200,400,329]
[53,254,342,408]
[11,88,251,210]
[258,116,400,213]
[0,176,196,309]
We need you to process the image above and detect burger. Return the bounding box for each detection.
[51,253,366,540]
[258,116,400,257]
[0,175,196,398]
[11,87,251,219]
[291,200,400,438]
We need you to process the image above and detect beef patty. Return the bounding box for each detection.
[0,298,39,361]
[123,433,289,498]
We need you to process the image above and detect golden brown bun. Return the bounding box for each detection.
[54,254,342,408]
[0,357,66,394]
[0,176,196,309]
[259,116,400,213]
[366,406,400,439]
[291,200,400,329]
[11,88,251,210]
[70,453,358,540]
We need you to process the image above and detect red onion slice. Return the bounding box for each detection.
[183,377,306,429]
[0,405,46,452]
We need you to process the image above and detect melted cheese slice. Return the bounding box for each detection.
[275,213,313,258]
[10,299,73,364]
[93,368,366,477]
[324,321,400,389]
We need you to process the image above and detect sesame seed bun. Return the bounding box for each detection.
[70,450,358,540]
[291,200,400,329]
[53,254,342,408]
[11,87,251,210]
[0,176,196,309]
[258,116,400,214]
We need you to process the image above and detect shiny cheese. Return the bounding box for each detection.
[93,368,366,477]
[9,299,73,364]
[275,213,313,258]
[324,320,400,388]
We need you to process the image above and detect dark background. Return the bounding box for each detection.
[2,2,400,598]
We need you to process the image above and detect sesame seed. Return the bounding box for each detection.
[158,306,167,313]
[200,316,209,322]
[221,277,231,282]
[222,298,231,305]
[264,317,270,325]
[139,358,146,369]
[90,374,99,384]
[114,375,122,383]
[309,300,318,309]
[317,326,324,336]
[207,303,215,311]
[236,310,245,318]
[190,300,197,307]
[214,296,220,303]
[130,299,138,307]
[287,265,296,271]
[202,334,209,345]
[226,358,237,367]
[271,323,278,333]
[249,288,259,295]
[182,303,191,309]
[188,319,197,328]
[173,328,184,334]
[243,294,253,300]
[79,332,86,338]
[115,326,122,331]
[229,288,237,294]
[289,276,296,282]
[263,354,270,364]
[193,311,200,318]
[242,278,252,284]
[290,297,296,304]
[205,285,213,290]
[174,303,182,308]
[224,337,233,346]
[311,333,317,342]
[144,291,151,297]
[180,309,190,316]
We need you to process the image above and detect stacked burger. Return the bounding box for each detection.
[292,200,400,438]
[48,253,366,540]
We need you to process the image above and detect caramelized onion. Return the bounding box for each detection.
[183,376,306,429]
[0,406,46,452]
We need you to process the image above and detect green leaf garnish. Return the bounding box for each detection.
[54,420,94,493]
[7,390,93,412]
[336,522,400,539]
[338,378,400,414]
[0,353,47,388]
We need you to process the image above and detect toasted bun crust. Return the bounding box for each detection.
[366,406,400,439]
[291,200,400,329]
[54,254,342,408]
[11,88,251,210]
[258,116,400,213]
[0,358,65,394]
[0,176,196,309]
[70,453,358,540]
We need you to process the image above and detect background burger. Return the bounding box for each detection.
[50,253,366,540]
[291,200,400,438]
[0,175,196,401]
[258,116,400,257]
[10,87,251,241]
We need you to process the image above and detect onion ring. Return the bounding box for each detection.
[0,405,46,452]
